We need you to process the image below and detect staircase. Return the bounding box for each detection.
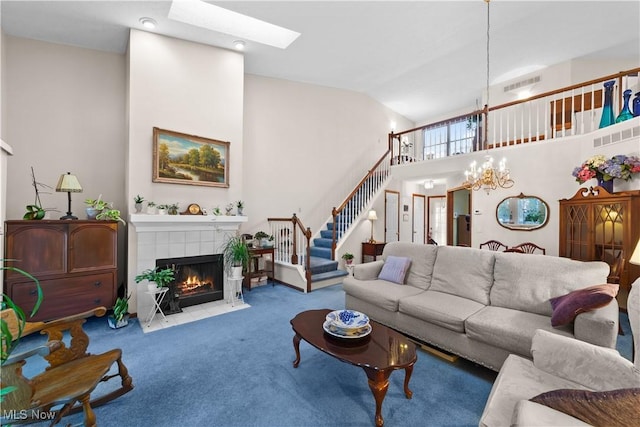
[308,221,348,287]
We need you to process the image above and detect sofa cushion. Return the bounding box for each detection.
[465,306,572,356]
[429,246,496,305]
[381,242,438,290]
[478,354,587,427]
[530,388,640,427]
[342,276,424,312]
[378,256,411,284]
[550,283,619,327]
[490,252,609,317]
[398,290,485,333]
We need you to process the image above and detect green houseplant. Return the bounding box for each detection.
[222,236,250,279]
[135,267,175,292]
[108,294,131,329]
[341,252,354,265]
[133,195,144,213]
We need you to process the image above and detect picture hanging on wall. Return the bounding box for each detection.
[152,127,230,188]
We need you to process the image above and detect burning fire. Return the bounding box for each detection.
[179,275,212,293]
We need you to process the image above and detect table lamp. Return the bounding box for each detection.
[368,210,378,243]
[56,172,83,220]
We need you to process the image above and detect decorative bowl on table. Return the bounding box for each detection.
[323,310,371,339]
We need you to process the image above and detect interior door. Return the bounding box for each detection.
[412,194,425,243]
[447,187,471,246]
[385,190,400,242]
[428,196,446,245]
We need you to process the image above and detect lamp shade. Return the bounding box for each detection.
[367,210,378,221]
[56,172,83,193]
[630,238,640,266]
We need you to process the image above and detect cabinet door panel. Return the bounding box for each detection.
[10,273,115,321]
[5,224,67,278]
[68,222,117,273]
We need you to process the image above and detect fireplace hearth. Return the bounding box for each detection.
[156,254,223,314]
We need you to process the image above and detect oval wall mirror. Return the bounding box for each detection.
[496,193,549,231]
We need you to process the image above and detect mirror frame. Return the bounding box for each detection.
[496,193,550,231]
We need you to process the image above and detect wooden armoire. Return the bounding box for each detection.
[559,186,640,309]
[4,220,118,321]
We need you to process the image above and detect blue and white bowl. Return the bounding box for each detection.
[326,310,369,329]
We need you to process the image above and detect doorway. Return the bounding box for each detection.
[385,190,400,242]
[447,187,471,246]
[412,194,425,243]
[427,195,446,245]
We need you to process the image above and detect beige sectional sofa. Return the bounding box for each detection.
[343,242,618,371]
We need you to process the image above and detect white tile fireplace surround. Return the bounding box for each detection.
[129,214,248,323]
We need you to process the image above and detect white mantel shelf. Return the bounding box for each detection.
[129,214,248,232]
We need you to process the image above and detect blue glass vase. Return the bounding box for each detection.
[615,89,634,123]
[633,92,640,117]
[598,80,616,128]
[597,176,613,193]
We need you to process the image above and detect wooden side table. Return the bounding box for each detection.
[362,242,386,263]
[244,247,275,290]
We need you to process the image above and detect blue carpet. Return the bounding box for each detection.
[13,284,633,427]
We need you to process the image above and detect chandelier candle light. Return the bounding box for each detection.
[462,0,514,194]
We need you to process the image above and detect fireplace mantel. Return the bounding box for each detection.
[129,214,248,232]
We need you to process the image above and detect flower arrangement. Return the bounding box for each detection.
[572,154,640,184]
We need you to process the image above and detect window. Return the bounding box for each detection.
[423,116,480,160]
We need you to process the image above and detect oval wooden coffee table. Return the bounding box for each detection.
[290,309,417,427]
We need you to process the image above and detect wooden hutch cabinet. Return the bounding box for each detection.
[559,187,640,308]
[4,220,118,321]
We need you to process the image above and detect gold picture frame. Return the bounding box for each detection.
[152,127,230,187]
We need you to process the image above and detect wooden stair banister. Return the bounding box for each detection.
[331,149,391,259]
[268,214,312,292]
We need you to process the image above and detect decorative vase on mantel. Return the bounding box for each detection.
[597,177,614,193]
[598,80,616,129]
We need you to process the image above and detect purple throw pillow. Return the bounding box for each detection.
[378,256,411,285]
[530,388,640,426]
[549,283,619,327]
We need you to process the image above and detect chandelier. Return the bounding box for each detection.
[464,155,514,194]
[463,0,515,194]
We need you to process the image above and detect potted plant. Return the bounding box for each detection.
[133,195,144,213]
[135,267,175,292]
[222,235,250,279]
[225,203,234,216]
[253,231,272,248]
[211,206,222,216]
[236,200,244,216]
[85,195,109,219]
[168,203,179,215]
[157,204,168,215]
[341,252,354,265]
[147,201,157,214]
[108,294,131,329]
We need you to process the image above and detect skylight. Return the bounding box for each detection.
[168,0,300,49]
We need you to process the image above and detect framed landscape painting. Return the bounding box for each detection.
[152,127,230,187]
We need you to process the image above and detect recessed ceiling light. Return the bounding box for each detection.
[168,1,300,49]
[139,18,157,29]
[234,40,245,51]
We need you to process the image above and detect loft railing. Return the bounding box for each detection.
[331,150,392,259]
[390,67,640,164]
[267,214,312,292]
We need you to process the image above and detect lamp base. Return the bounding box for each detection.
[60,213,78,220]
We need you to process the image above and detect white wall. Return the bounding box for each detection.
[243,74,412,235]
[4,36,126,221]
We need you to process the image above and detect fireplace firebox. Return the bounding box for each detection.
[156,254,223,314]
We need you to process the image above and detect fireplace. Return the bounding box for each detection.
[156,254,223,313]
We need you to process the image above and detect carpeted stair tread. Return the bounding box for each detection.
[309,255,338,274]
[310,246,332,260]
[313,237,333,248]
[311,269,348,282]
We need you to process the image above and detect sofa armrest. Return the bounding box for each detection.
[531,329,639,390]
[511,400,590,426]
[353,260,384,280]
[574,297,618,349]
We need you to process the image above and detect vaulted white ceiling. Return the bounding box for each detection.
[2,1,639,122]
